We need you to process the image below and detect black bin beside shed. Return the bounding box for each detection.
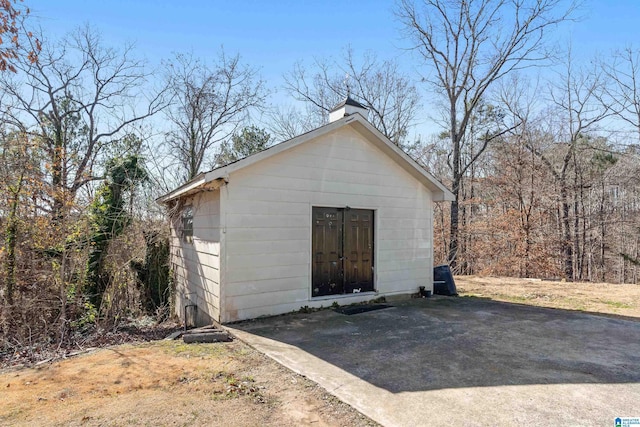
[433,264,458,296]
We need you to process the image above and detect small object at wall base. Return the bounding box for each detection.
[418,286,432,298]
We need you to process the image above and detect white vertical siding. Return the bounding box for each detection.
[170,190,222,324]
[221,126,433,322]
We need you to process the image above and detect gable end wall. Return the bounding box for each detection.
[220,126,434,322]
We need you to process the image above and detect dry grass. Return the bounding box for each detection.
[0,340,377,427]
[456,276,640,318]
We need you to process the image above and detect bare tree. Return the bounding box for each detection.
[397,0,577,269]
[604,47,640,143]
[283,49,421,146]
[266,104,318,143]
[495,75,547,277]
[603,48,640,278]
[533,54,612,279]
[0,25,167,221]
[164,51,266,182]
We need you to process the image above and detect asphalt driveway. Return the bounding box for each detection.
[227,297,640,426]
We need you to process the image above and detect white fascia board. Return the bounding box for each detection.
[156,174,206,204]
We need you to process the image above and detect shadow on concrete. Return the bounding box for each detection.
[232,296,640,394]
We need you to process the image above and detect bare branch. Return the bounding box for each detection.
[283,48,421,146]
[0,24,169,220]
[396,0,578,267]
[163,50,266,181]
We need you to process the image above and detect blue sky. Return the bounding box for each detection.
[29,1,404,82]
[25,0,640,137]
[27,1,640,66]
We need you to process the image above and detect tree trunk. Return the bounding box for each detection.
[523,205,532,278]
[600,181,606,282]
[448,197,460,270]
[4,173,25,307]
[50,129,67,223]
[57,250,68,343]
[448,126,461,270]
[560,181,574,280]
[572,179,581,280]
[4,207,18,306]
[579,182,587,281]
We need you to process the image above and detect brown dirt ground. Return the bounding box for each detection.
[0,340,378,427]
[456,275,640,318]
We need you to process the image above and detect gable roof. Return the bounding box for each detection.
[157,113,454,203]
[331,95,368,111]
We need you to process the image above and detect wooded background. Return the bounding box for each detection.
[1,0,639,351]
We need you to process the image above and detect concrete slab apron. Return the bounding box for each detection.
[226,298,640,427]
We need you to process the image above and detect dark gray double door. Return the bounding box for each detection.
[312,207,374,297]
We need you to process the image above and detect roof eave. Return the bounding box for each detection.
[156,175,227,204]
[156,174,206,204]
[433,190,456,202]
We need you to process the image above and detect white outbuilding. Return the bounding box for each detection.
[158,97,454,325]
